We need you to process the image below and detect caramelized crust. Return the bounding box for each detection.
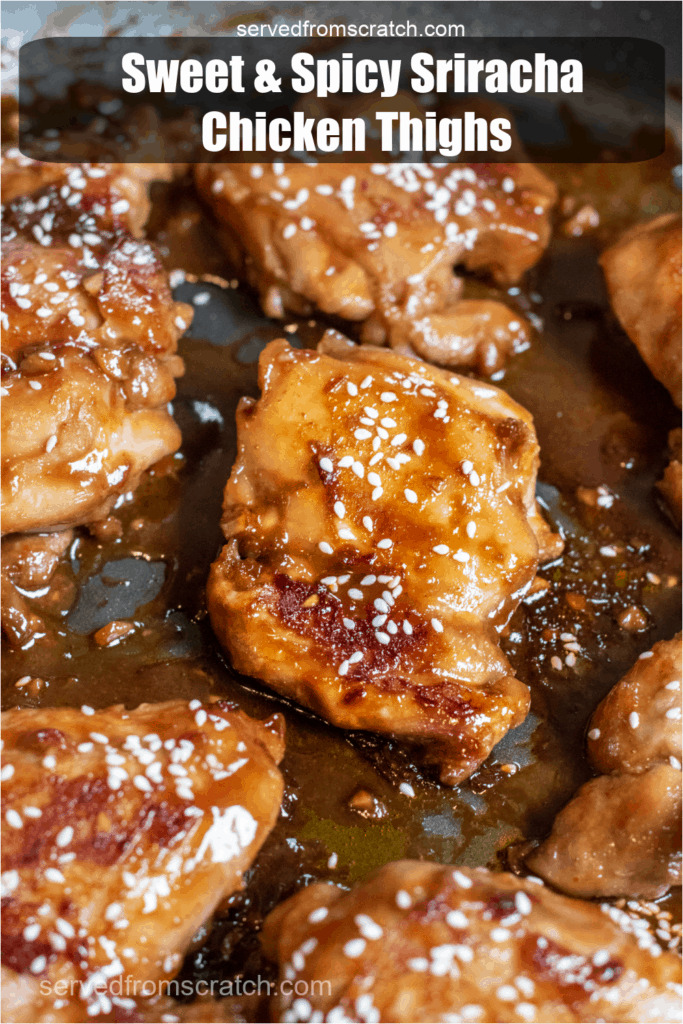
[0,699,285,1022]
[1,162,191,535]
[262,861,682,1024]
[601,213,682,408]
[195,159,556,375]
[527,635,682,898]
[208,337,561,785]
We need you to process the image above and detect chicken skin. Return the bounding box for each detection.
[195,159,556,375]
[208,336,561,785]
[262,860,682,1024]
[0,698,285,1023]
[527,635,682,899]
[1,160,192,537]
[601,213,682,408]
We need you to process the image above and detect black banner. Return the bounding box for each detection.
[19,36,665,164]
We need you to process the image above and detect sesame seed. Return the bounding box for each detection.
[377,538,392,548]
[334,501,346,519]
[343,938,366,958]
[55,826,73,847]
[319,457,333,473]
[404,489,418,503]
[446,909,468,929]
[431,618,444,633]
[629,712,640,729]
[399,782,415,797]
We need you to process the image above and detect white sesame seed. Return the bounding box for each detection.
[377,538,392,549]
[55,826,73,848]
[433,544,449,555]
[319,457,333,473]
[431,618,444,633]
[404,489,417,504]
[343,938,366,958]
[629,712,640,729]
[334,501,346,519]
[446,909,468,929]
[362,516,373,531]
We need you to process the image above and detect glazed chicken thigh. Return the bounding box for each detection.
[527,634,682,899]
[208,335,561,785]
[195,158,556,375]
[0,698,284,1022]
[262,860,682,1024]
[1,159,191,537]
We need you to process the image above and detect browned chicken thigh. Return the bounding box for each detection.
[527,634,682,899]
[601,214,682,409]
[601,215,682,524]
[208,336,561,785]
[1,698,285,1023]
[262,860,682,1024]
[195,158,556,375]
[1,160,191,537]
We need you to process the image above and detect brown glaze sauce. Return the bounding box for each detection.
[2,151,681,1013]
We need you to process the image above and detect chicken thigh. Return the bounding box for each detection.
[208,335,561,785]
[1,160,191,537]
[601,213,681,409]
[195,159,556,375]
[527,634,682,899]
[262,860,681,1023]
[1,698,284,1022]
